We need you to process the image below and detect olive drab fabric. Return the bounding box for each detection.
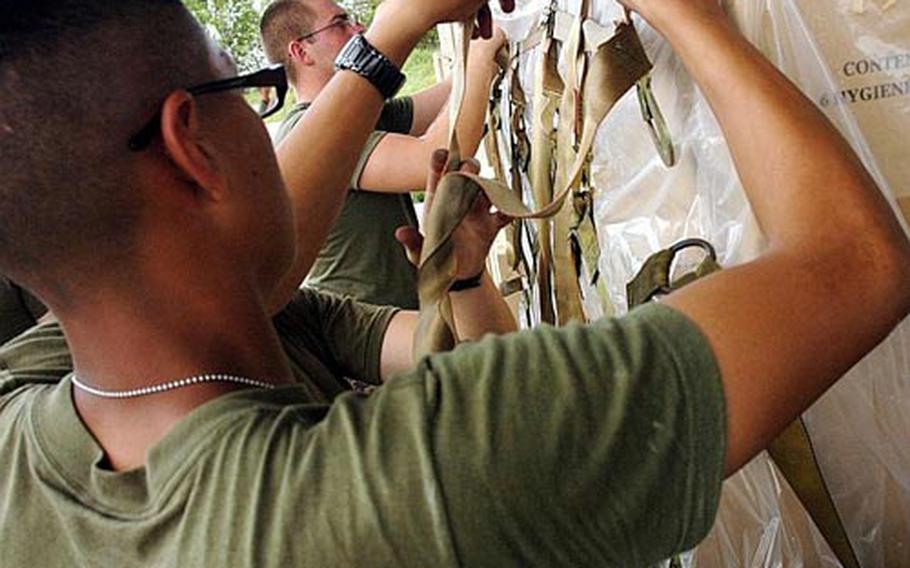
[1,300,729,567]
[275,99,421,309]
[625,239,722,310]
[0,277,47,345]
[627,239,861,568]
[768,421,861,568]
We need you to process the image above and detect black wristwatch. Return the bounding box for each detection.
[449,269,486,292]
[334,34,406,100]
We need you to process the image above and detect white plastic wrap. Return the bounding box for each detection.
[491,1,910,566]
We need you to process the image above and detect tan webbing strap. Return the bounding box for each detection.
[551,14,653,324]
[768,421,861,568]
[570,186,614,316]
[504,50,532,278]
[627,239,861,568]
[486,47,534,316]
[529,28,564,324]
[482,47,509,184]
[898,195,910,225]
[625,239,721,309]
[550,0,590,325]
[413,19,652,360]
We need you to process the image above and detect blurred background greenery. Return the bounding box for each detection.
[185,0,440,109]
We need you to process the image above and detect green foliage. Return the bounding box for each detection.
[185,0,266,72]
[336,0,438,48]
[339,0,377,23]
[184,0,437,73]
[400,47,439,97]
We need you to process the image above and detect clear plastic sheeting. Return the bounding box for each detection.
[490,1,910,566]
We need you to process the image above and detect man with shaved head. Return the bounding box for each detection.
[1,0,909,566]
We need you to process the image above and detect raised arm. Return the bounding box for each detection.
[407,79,453,136]
[267,0,514,314]
[379,152,516,379]
[356,29,506,193]
[623,0,910,474]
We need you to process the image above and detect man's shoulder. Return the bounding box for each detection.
[0,322,70,395]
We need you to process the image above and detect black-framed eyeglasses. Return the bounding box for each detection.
[294,12,358,43]
[128,65,288,151]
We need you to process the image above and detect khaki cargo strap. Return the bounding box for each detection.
[570,188,613,315]
[898,195,910,226]
[528,24,564,324]
[550,0,594,326]
[628,239,861,568]
[484,46,535,326]
[626,238,721,309]
[522,8,676,169]
[413,18,652,360]
[768,421,861,568]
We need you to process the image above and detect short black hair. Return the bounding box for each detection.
[0,1,213,293]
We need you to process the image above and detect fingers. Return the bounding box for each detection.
[494,210,513,229]
[475,4,493,38]
[424,149,449,220]
[458,157,481,175]
[395,226,424,266]
[426,149,449,194]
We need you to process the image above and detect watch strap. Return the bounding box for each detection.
[334,34,406,100]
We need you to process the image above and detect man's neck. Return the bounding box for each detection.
[58,278,295,471]
[293,76,330,106]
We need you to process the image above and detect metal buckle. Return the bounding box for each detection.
[651,238,717,299]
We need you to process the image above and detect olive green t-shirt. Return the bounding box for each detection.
[0,276,46,345]
[275,98,421,309]
[0,303,726,567]
[0,288,397,403]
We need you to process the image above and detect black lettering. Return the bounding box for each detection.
[844,61,857,77]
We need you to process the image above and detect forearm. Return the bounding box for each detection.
[409,79,453,135]
[651,8,907,254]
[379,274,516,380]
[422,46,499,158]
[646,4,910,473]
[451,272,517,340]
[267,5,428,313]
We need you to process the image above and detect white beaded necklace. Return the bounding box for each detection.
[71,373,276,399]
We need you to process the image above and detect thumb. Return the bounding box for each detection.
[395,226,424,266]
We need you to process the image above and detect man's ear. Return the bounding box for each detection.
[288,40,313,66]
[159,90,226,202]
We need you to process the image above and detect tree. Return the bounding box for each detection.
[185,0,266,72]
[184,0,434,73]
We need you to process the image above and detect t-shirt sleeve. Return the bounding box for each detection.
[274,288,398,384]
[0,322,72,395]
[350,98,414,190]
[377,97,414,134]
[432,303,726,565]
[307,302,726,565]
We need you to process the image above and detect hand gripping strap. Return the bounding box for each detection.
[413,19,652,361]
